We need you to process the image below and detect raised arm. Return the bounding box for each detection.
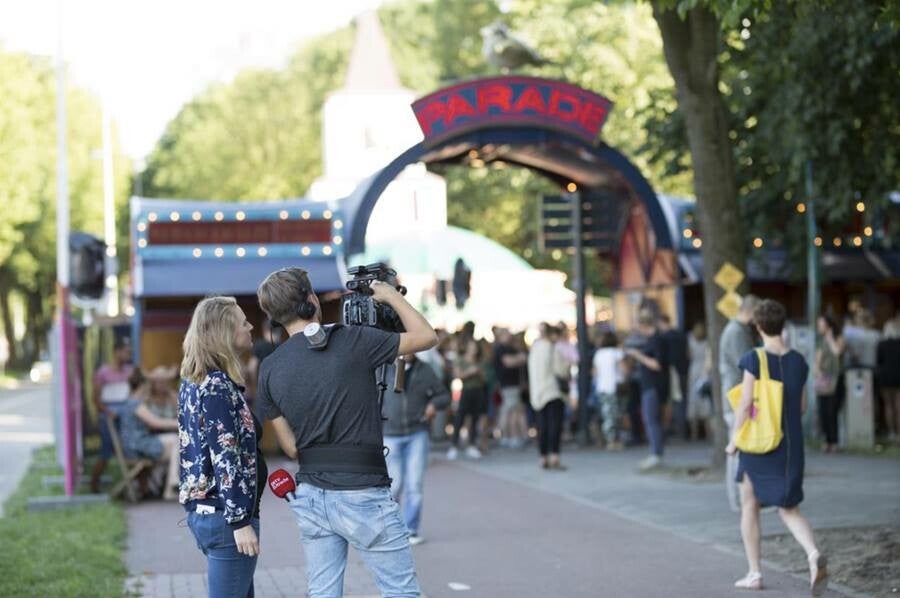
[371,281,438,356]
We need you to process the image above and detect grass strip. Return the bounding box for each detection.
[0,446,130,598]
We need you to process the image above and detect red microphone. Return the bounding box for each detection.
[267,468,296,501]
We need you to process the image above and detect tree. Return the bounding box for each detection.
[649,1,750,466]
[640,0,900,265]
[0,47,130,367]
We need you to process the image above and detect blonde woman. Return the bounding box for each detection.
[178,296,267,598]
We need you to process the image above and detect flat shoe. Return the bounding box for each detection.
[809,552,828,596]
[734,571,762,590]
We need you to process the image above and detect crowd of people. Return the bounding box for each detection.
[83,279,900,598]
[375,310,719,473]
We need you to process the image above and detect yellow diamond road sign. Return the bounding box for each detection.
[717,291,742,320]
[714,262,745,292]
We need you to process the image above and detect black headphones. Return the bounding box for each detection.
[269,276,316,328]
[296,283,317,320]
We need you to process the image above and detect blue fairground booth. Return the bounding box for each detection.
[130,197,347,370]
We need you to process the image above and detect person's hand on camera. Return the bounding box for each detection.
[370,280,401,304]
[233,525,259,556]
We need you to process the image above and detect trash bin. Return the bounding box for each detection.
[843,368,874,449]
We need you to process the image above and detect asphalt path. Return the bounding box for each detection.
[0,383,53,515]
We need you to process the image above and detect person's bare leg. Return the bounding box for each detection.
[90,459,107,493]
[159,434,179,500]
[777,507,818,557]
[780,506,828,593]
[739,477,762,574]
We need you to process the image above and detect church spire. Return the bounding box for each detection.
[343,11,402,91]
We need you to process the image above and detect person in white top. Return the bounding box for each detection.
[592,330,625,450]
[687,321,712,441]
[528,324,568,470]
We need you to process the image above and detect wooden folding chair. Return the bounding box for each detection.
[106,412,154,502]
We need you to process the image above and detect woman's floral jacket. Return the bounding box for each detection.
[178,370,257,528]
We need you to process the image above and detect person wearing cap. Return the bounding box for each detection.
[89,336,135,493]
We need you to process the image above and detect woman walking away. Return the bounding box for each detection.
[179,296,267,598]
[528,324,567,470]
[815,314,845,453]
[727,299,827,595]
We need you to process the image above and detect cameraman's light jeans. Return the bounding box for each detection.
[289,484,420,598]
[384,429,429,535]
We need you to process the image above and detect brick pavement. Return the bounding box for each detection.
[125,446,870,597]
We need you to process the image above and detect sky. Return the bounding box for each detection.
[0,0,387,162]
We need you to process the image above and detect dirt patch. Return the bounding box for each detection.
[759,525,900,597]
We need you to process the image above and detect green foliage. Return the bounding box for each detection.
[0,446,129,598]
[0,47,131,363]
[639,0,900,268]
[140,27,354,200]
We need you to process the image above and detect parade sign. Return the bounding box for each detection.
[412,76,613,147]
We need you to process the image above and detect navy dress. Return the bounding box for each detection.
[735,349,809,508]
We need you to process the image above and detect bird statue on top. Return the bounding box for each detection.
[480,21,549,72]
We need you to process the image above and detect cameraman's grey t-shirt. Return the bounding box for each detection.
[256,325,399,490]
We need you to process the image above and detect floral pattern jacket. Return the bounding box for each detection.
[178,370,258,527]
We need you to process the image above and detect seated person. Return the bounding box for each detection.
[143,365,179,421]
[119,369,180,499]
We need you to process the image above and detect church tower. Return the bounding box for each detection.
[308,11,447,244]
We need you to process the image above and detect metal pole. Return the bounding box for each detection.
[55,0,74,497]
[805,161,819,436]
[102,102,119,316]
[572,191,591,445]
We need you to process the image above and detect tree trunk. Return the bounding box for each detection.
[0,272,20,369]
[652,3,749,468]
[26,290,47,363]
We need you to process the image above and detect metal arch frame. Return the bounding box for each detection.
[342,127,672,256]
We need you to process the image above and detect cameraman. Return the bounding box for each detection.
[255,267,436,598]
[383,353,450,546]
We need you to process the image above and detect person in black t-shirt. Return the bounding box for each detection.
[493,328,528,448]
[659,314,689,439]
[255,267,437,598]
[624,309,666,470]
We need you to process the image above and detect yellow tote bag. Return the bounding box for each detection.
[726,348,784,454]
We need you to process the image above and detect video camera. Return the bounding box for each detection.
[341,263,407,333]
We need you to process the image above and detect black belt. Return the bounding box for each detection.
[297,444,388,475]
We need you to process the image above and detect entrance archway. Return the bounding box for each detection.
[340,76,675,286]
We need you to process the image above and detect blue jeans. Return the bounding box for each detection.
[289,485,421,598]
[186,511,259,598]
[641,387,664,457]
[384,430,429,535]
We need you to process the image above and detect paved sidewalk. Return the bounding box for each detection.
[0,384,53,516]
[124,442,879,597]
